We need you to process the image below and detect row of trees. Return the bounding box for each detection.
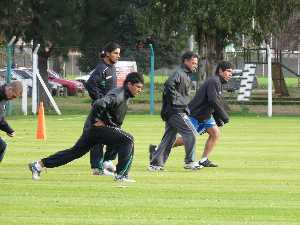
[0,0,299,105]
[141,0,299,74]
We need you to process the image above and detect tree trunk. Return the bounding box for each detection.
[215,31,226,61]
[37,50,50,110]
[196,25,206,82]
[203,32,226,77]
[52,55,64,77]
[196,27,227,81]
[205,33,217,76]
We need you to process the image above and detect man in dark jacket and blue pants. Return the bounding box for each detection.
[29,72,144,182]
[149,51,201,171]
[0,81,23,162]
[170,61,233,167]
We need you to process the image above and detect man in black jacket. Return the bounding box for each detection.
[0,81,23,162]
[85,42,120,176]
[28,72,144,182]
[149,51,201,171]
[156,61,233,168]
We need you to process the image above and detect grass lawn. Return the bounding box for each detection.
[0,114,300,225]
[256,76,300,89]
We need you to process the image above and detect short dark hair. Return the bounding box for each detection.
[181,51,198,63]
[215,61,233,75]
[100,42,121,58]
[124,72,144,86]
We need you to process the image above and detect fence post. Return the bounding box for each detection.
[21,80,28,115]
[32,44,61,115]
[267,45,272,117]
[149,44,155,114]
[6,36,16,116]
[32,44,40,114]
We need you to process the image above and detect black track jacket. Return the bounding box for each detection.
[188,74,229,125]
[88,86,134,128]
[85,59,117,102]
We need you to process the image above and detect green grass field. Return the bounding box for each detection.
[0,114,300,225]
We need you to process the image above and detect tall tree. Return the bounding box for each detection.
[78,0,127,72]
[77,0,182,73]
[25,0,83,107]
[0,0,83,109]
[142,0,299,77]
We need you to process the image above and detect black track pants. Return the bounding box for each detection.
[42,126,134,176]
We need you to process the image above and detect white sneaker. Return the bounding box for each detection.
[28,162,41,180]
[184,161,203,170]
[114,174,136,183]
[102,169,114,176]
[92,168,114,176]
[148,165,164,172]
[103,160,116,173]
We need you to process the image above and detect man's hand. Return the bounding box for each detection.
[7,132,15,137]
[216,120,224,127]
[94,120,105,127]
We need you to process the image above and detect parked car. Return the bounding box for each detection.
[0,68,32,82]
[0,68,34,96]
[16,68,64,96]
[74,70,94,86]
[48,70,85,95]
[0,68,63,96]
[48,80,64,96]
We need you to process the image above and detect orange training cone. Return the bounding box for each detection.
[36,102,46,140]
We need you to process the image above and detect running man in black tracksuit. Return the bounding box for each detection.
[167,61,233,167]
[0,81,23,162]
[148,51,201,171]
[28,72,144,182]
[85,42,120,176]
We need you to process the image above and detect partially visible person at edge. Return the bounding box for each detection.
[148,51,201,171]
[28,72,144,183]
[150,61,233,168]
[85,42,120,176]
[0,81,23,162]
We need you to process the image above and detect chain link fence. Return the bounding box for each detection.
[1,45,300,115]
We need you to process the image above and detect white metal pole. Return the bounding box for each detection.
[32,44,40,114]
[262,52,265,77]
[71,54,74,75]
[267,44,272,117]
[8,36,16,46]
[297,44,300,74]
[242,35,245,48]
[32,44,61,115]
[21,80,28,115]
[188,35,194,51]
[36,71,61,115]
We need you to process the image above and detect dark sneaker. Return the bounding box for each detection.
[149,144,157,161]
[199,159,218,167]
